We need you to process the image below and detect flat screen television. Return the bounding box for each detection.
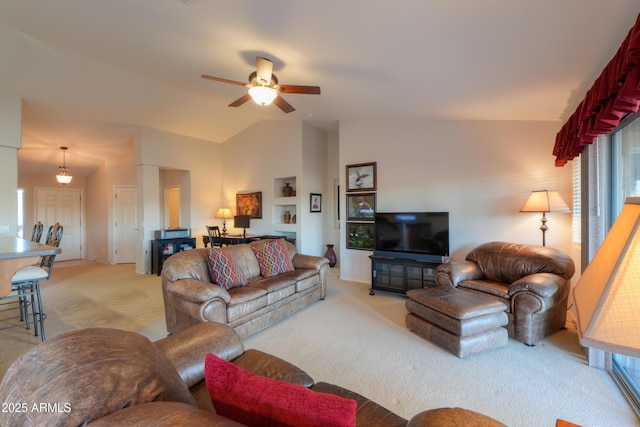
[374,212,449,256]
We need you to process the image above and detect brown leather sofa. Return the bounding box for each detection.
[435,241,575,345]
[0,322,505,426]
[162,239,329,338]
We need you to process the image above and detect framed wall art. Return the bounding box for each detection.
[310,193,322,212]
[346,192,376,221]
[236,191,262,219]
[346,162,377,192]
[346,222,375,250]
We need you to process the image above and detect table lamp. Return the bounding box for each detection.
[573,197,640,358]
[215,208,233,235]
[519,190,570,246]
[234,215,250,238]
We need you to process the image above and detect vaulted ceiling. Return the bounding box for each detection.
[0,1,638,177]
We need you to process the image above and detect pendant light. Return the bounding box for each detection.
[56,146,73,185]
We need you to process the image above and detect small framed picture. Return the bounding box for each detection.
[346,222,375,250]
[346,162,377,192]
[310,193,322,212]
[346,192,376,221]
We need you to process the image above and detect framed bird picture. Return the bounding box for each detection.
[346,162,376,192]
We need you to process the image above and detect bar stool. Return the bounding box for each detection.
[10,223,63,341]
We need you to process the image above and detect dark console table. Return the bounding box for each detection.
[152,237,196,275]
[201,234,292,247]
[369,251,443,295]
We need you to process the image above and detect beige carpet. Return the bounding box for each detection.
[0,262,637,426]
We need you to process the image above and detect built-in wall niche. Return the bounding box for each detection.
[273,176,296,198]
[165,186,181,228]
[161,168,191,230]
[272,176,300,243]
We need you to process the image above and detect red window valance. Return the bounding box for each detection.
[553,13,640,166]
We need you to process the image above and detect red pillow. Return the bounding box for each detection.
[204,353,356,427]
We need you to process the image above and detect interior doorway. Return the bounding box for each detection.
[35,188,83,261]
[114,186,138,264]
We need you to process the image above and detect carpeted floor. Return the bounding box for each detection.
[0,261,637,426]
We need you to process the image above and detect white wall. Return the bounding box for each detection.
[339,119,573,283]
[221,120,302,236]
[300,123,328,255]
[220,120,331,257]
[135,126,222,273]
[0,95,21,236]
[325,129,341,264]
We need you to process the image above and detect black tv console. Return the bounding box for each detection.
[369,251,445,295]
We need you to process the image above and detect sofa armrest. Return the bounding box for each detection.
[435,261,482,287]
[407,407,506,426]
[292,253,329,270]
[166,278,231,304]
[232,349,314,387]
[508,273,568,299]
[155,322,245,388]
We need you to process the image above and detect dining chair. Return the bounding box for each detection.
[30,221,44,243]
[206,225,223,248]
[10,223,64,341]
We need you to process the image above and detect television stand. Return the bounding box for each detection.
[369,251,444,295]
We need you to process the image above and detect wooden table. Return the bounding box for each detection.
[0,237,61,297]
[202,234,291,247]
[202,234,261,247]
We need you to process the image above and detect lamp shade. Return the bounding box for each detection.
[215,208,233,219]
[234,215,250,229]
[574,197,640,357]
[56,169,73,185]
[248,86,277,105]
[56,146,73,185]
[519,190,570,213]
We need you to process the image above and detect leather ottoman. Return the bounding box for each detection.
[405,287,508,358]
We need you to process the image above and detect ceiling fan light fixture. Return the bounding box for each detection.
[248,85,277,106]
[55,146,73,185]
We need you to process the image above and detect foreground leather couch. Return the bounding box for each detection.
[162,239,329,338]
[435,241,575,345]
[0,322,505,426]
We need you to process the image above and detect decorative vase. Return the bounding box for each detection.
[324,244,337,267]
[283,210,292,224]
[282,183,293,197]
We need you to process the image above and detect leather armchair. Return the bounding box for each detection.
[435,241,575,345]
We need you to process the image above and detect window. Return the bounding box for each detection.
[572,159,581,244]
[585,113,640,416]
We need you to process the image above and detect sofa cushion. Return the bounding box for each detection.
[206,247,247,290]
[251,239,295,278]
[205,353,357,427]
[226,287,268,322]
[87,401,244,427]
[457,279,510,300]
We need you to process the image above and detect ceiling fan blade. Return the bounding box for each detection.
[255,57,274,85]
[229,93,252,107]
[201,74,247,86]
[273,95,296,113]
[277,84,321,95]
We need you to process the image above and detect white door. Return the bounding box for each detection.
[115,186,138,264]
[35,188,82,261]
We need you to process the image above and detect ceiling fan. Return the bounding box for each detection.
[201,56,321,113]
